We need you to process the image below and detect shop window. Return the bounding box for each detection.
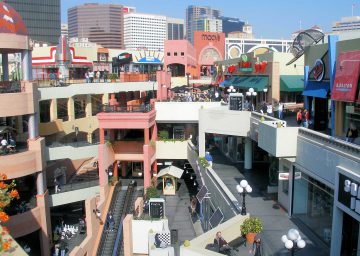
[281,166,290,195]
[174,52,178,56]
[181,52,184,56]
[292,169,333,245]
[167,52,171,56]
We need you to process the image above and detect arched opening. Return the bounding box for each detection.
[167,63,185,77]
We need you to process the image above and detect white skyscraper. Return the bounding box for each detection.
[124,13,167,51]
[332,16,360,33]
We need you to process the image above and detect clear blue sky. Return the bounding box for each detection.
[61,0,360,39]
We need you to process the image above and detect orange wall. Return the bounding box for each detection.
[4,207,41,238]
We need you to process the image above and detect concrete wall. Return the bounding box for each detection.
[45,144,98,161]
[98,144,115,186]
[156,140,188,159]
[155,102,221,122]
[4,206,41,238]
[258,52,304,76]
[258,121,299,157]
[49,185,100,207]
[296,129,360,187]
[336,37,360,58]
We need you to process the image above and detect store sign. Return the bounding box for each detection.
[278,172,302,180]
[339,174,360,215]
[138,56,161,63]
[312,59,325,82]
[254,61,268,73]
[201,34,221,42]
[238,54,252,72]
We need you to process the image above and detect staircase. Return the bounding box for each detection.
[69,158,99,183]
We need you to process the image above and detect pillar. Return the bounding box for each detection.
[144,128,149,145]
[2,53,9,81]
[21,50,32,81]
[144,159,151,189]
[121,161,128,177]
[199,131,206,157]
[67,97,75,121]
[99,128,105,144]
[244,137,252,170]
[113,161,119,180]
[85,94,92,117]
[102,93,109,105]
[50,99,58,121]
[87,132,93,143]
[36,171,45,195]
[15,116,23,137]
[328,35,338,137]
[151,123,157,141]
[330,207,343,256]
[28,114,38,139]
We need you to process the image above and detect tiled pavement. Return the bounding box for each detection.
[210,148,330,256]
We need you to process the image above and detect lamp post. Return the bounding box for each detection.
[227,85,236,93]
[236,179,252,215]
[281,229,306,256]
[263,88,268,103]
[246,88,257,111]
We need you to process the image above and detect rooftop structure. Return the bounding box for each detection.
[332,16,360,33]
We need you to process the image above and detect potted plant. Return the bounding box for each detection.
[109,73,118,83]
[240,217,263,243]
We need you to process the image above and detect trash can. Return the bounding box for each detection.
[170,229,178,244]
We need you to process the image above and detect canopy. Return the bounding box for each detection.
[280,76,304,92]
[226,76,268,91]
[157,165,184,179]
[302,81,329,98]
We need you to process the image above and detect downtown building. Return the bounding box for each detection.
[124,12,167,51]
[3,0,60,44]
[68,3,124,49]
[332,16,360,33]
[186,5,221,44]
[167,17,184,40]
[221,16,245,36]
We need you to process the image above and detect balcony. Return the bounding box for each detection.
[0,81,36,117]
[0,138,45,179]
[102,104,152,113]
[45,141,99,161]
[257,120,299,157]
[112,141,144,161]
[156,140,188,159]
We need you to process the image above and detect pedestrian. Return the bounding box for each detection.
[59,238,67,256]
[296,109,302,126]
[266,103,273,117]
[251,235,264,256]
[345,122,358,143]
[190,196,197,216]
[278,101,284,119]
[262,102,267,115]
[214,231,231,253]
[205,151,213,168]
[54,178,61,193]
[89,70,94,83]
[97,70,101,83]
[85,71,89,83]
[103,70,108,82]
[49,71,56,86]
[302,109,309,128]
[106,212,115,231]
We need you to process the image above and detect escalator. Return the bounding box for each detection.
[97,181,138,256]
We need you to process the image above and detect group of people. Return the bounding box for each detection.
[0,136,16,154]
[296,109,310,128]
[85,70,108,83]
[259,101,284,119]
[214,231,263,256]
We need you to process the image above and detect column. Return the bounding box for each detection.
[330,207,343,256]
[21,50,32,81]
[121,161,128,177]
[50,99,58,121]
[67,97,75,121]
[102,93,109,105]
[198,131,206,157]
[99,128,105,144]
[16,116,23,136]
[2,53,9,81]
[244,137,252,170]
[87,132,93,143]
[36,171,45,195]
[85,94,92,117]
[28,114,38,139]
[113,161,118,180]
[144,128,149,145]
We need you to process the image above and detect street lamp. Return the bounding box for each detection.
[246,88,257,111]
[263,88,268,102]
[227,85,236,93]
[236,179,252,215]
[281,229,306,256]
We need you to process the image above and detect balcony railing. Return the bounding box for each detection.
[0,81,23,93]
[49,180,99,195]
[101,104,152,113]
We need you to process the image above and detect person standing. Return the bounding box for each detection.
[106,212,115,231]
[296,109,302,126]
[85,71,89,83]
[89,71,94,83]
[251,235,264,256]
[278,101,284,119]
[96,70,101,83]
[345,122,358,143]
[54,178,61,193]
[266,103,273,117]
[103,70,108,82]
[302,109,309,128]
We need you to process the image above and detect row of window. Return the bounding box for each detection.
[166,52,185,57]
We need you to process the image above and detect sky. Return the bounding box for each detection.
[61,0,360,39]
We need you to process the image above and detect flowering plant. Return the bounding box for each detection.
[0,174,19,252]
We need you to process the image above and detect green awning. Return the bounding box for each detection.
[280,75,304,92]
[228,76,269,92]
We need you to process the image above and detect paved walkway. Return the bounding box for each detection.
[210,148,330,256]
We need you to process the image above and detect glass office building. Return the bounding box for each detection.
[4,0,61,44]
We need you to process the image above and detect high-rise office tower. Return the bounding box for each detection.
[167,17,184,40]
[61,24,68,38]
[192,17,222,34]
[124,13,166,51]
[68,3,124,49]
[186,5,221,44]
[221,17,245,37]
[4,0,61,44]
[332,16,360,33]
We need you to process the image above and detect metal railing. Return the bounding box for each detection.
[0,81,23,93]
[49,180,99,195]
[101,104,152,113]
[46,140,99,148]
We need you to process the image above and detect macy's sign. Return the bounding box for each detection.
[202,34,221,42]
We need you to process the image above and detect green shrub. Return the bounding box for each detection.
[183,240,190,247]
[158,130,169,140]
[240,217,263,235]
[198,157,209,168]
[146,185,159,199]
[109,73,118,80]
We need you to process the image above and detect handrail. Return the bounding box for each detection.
[102,104,152,113]
[49,180,99,195]
[112,181,136,256]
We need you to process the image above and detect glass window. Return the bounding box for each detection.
[167,52,171,56]
[292,169,333,245]
[174,52,178,56]
[181,52,184,56]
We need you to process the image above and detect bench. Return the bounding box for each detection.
[228,235,247,248]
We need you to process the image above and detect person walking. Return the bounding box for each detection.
[85,71,89,83]
[278,101,284,119]
[345,122,358,143]
[103,70,108,83]
[54,178,61,193]
[96,70,101,83]
[302,109,309,128]
[296,109,302,126]
[190,196,197,216]
[89,71,94,83]
[106,212,115,231]
[251,235,264,256]
[266,103,273,117]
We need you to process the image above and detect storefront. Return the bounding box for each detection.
[331,45,360,143]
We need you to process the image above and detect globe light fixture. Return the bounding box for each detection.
[281,228,306,255]
[236,179,252,215]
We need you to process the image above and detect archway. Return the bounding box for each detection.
[167,63,185,77]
